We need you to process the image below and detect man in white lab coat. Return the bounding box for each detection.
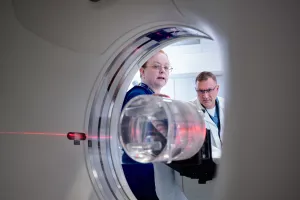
[190,71,225,161]
[154,71,225,200]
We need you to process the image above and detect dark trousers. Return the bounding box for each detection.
[122,163,159,200]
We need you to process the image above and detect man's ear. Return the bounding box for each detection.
[216,84,220,93]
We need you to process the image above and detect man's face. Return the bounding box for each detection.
[195,78,219,109]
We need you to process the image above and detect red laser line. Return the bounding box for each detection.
[0,132,112,139]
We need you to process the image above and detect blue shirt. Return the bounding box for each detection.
[121,83,159,200]
[121,84,154,163]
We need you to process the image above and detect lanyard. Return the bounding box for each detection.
[203,98,221,138]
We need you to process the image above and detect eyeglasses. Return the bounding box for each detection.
[195,85,218,94]
[149,63,173,72]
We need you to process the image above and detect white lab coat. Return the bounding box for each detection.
[154,97,225,200]
[190,96,225,160]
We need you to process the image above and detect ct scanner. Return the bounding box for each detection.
[0,0,299,200]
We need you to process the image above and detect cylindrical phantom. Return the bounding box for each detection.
[119,95,206,163]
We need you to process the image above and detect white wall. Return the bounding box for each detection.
[164,39,223,74]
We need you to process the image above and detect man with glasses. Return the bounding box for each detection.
[190,71,225,160]
[154,71,225,200]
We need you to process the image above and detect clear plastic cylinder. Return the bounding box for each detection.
[119,95,206,163]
